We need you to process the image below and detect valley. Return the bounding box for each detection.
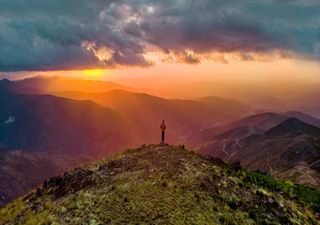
[0,77,319,209]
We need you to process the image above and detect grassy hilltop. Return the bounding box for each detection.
[1,144,320,225]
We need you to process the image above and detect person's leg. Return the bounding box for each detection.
[161,131,165,143]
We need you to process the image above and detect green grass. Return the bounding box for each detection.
[1,145,319,225]
[241,170,320,211]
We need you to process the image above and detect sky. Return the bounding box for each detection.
[0,0,319,85]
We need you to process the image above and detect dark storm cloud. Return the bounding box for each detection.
[0,0,319,71]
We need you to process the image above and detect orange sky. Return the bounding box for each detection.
[6,57,319,86]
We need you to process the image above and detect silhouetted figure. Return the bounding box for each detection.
[160,120,166,145]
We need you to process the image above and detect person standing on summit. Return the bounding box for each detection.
[160,120,166,145]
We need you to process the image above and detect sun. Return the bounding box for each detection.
[82,69,104,77]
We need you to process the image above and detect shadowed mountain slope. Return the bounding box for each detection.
[188,112,320,148]
[265,117,320,137]
[0,89,142,206]
[0,150,63,206]
[200,118,320,188]
[0,79,252,207]
[1,78,253,144]
[284,111,320,127]
[0,93,136,154]
[49,89,252,142]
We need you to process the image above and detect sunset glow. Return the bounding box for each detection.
[1,1,320,222]
[81,69,105,78]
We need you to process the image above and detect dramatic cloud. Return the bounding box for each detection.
[0,0,319,71]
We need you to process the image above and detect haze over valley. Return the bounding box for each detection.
[0,76,319,208]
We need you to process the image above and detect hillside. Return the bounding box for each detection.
[0,91,141,206]
[1,79,253,144]
[1,145,320,224]
[0,93,137,154]
[0,150,63,206]
[0,148,94,207]
[188,112,320,148]
[43,89,252,144]
[200,118,320,188]
[265,117,320,137]
[284,111,320,127]
[0,79,251,207]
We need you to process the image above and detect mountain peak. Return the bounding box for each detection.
[0,79,12,87]
[265,117,320,137]
[0,79,12,93]
[283,111,320,127]
[1,144,319,224]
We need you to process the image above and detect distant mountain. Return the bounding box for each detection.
[1,145,319,224]
[188,112,320,148]
[200,118,320,187]
[1,77,319,210]
[0,90,142,206]
[198,96,252,116]
[9,77,320,117]
[188,112,288,147]
[0,79,39,94]
[0,79,12,93]
[215,126,264,140]
[15,76,133,93]
[0,93,136,155]
[1,78,254,143]
[49,89,253,143]
[0,80,254,206]
[266,117,320,137]
[229,112,287,130]
[283,111,320,127]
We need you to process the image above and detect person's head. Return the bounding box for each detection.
[162,120,165,123]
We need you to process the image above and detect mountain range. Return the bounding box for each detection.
[188,111,320,147]
[199,117,320,188]
[14,76,133,93]
[0,77,320,209]
[0,78,252,206]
